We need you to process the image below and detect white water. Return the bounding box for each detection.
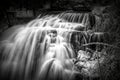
[0,12,92,80]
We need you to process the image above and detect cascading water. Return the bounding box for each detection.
[0,12,116,80]
[0,12,90,80]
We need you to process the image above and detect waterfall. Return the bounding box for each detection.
[0,12,102,80]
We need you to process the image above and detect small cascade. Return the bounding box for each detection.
[0,12,116,80]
